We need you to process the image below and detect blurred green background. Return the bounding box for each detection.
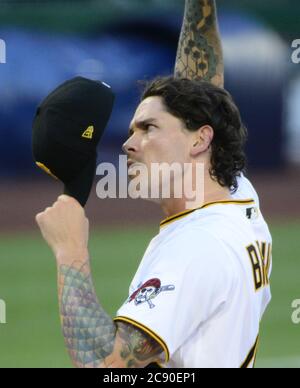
[0,222,299,368]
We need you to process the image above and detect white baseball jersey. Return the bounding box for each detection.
[115,175,272,368]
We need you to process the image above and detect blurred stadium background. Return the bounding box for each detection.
[0,0,299,368]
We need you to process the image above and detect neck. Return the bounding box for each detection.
[160,169,232,218]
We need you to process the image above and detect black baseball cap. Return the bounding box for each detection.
[32,76,115,206]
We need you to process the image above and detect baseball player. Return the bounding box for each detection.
[36,0,272,368]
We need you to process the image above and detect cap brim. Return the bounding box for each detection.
[63,155,97,207]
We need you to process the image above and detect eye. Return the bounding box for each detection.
[144,124,156,131]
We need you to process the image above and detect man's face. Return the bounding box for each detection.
[123,96,193,199]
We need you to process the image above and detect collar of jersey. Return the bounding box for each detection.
[160,199,255,230]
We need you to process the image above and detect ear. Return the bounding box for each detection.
[190,125,214,157]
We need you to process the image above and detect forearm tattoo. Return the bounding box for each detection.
[175,0,224,86]
[59,263,163,368]
[59,263,116,368]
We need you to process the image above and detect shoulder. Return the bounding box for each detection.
[234,174,260,207]
[158,222,236,276]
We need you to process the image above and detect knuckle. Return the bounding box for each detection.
[58,195,71,202]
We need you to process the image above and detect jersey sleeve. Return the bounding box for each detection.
[114,228,234,362]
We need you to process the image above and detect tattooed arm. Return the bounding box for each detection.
[175,0,224,87]
[59,260,163,368]
[36,195,163,368]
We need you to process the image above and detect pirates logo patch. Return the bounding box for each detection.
[128,278,175,309]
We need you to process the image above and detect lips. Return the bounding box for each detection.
[127,160,143,169]
[127,160,135,168]
[127,160,144,177]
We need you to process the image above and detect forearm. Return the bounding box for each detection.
[57,257,163,368]
[37,196,163,368]
[175,0,224,87]
[58,258,116,368]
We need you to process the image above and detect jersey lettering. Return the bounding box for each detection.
[247,242,272,291]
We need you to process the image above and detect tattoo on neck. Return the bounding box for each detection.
[59,263,116,368]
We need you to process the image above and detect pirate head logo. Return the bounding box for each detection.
[128,278,175,309]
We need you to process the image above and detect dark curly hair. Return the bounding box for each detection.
[141,77,247,192]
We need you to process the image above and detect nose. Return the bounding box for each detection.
[122,136,138,155]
